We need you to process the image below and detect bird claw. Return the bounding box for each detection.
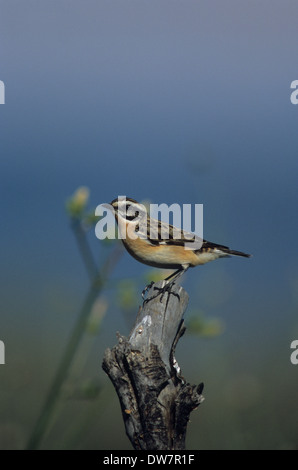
[157,281,172,302]
[142,280,180,305]
[142,281,154,300]
[142,280,168,304]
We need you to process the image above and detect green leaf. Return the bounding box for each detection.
[65,186,90,218]
[117,279,138,312]
[186,311,224,338]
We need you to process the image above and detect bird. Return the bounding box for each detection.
[103,197,251,298]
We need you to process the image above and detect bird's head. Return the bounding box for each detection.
[106,197,147,222]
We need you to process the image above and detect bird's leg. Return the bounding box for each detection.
[164,267,187,285]
[142,270,181,301]
[164,269,182,282]
[158,268,188,302]
[142,267,189,303]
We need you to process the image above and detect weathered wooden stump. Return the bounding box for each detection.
[102,281,204,450]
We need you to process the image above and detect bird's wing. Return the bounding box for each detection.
[146,217,202,247]
[145,217,250,257]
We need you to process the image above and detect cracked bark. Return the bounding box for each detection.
[102,281,204,450]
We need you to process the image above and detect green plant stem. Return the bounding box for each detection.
[26,279,103,450]
[71,219,99,281]
[26,212,123,450]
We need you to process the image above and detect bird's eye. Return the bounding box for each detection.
[125,204,139,221]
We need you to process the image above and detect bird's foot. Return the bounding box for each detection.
[141,281,154,301]
[144,280,179,303]
[155,281,172,302]
[142,280,168,304]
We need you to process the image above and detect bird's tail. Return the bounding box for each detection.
[201,241,251,258]
[224,248,251,258]
[218,246,251,258]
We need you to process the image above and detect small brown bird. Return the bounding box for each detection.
[105,197,251,296]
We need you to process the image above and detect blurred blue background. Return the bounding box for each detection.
[0,0,297,449]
